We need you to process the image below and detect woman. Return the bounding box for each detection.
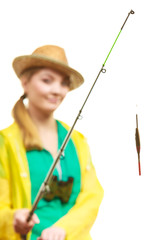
[0,45,104,240]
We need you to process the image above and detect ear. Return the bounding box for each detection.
[20,75,28,93]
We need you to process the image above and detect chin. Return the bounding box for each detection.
[38,102,61,114]
[37,106,54,115]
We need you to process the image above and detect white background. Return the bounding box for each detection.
[0,0,160,239]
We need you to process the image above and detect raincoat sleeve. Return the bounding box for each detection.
[0,133,19,240]
[54,131,104,240]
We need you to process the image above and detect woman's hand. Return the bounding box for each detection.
[13,208,40,235]
[37,226,66,240]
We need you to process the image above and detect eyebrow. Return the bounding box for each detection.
[41,73,54,78]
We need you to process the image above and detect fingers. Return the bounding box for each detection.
[37,236,64,240]
[13,209,40,235]
[31,213,40,224]
[38,226,66,240]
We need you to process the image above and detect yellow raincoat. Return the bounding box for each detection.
[0,122,104,240]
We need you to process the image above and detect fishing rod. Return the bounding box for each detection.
[21,9,135,240]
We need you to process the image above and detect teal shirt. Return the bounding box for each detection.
[27,121,81,240]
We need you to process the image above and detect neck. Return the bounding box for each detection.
[27,104,57,131]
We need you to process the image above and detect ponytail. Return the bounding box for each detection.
[12,95,42,150]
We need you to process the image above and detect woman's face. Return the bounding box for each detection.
[22,68,70,114]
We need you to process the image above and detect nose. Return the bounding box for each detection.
[50,81,62,94]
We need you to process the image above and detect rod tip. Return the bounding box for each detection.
[130,10,135,14]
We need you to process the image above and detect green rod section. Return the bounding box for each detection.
[103,9,134,67]
[103,29,122,67]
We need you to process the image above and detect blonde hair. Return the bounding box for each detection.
[12,68,44,150]
[12,94,43,150]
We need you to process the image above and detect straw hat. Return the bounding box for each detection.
[12,45,84,90]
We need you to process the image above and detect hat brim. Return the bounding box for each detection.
[12,55,84,90]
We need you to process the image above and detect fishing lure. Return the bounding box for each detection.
[135,114,141,175]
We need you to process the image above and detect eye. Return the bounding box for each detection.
[61,76,70,87]
[42,78,52,84]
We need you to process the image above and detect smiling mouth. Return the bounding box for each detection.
[48,98,59,103]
